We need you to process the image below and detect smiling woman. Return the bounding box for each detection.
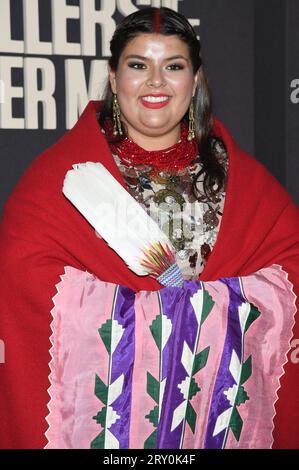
[107,34,199,149]
[0,6,299,450]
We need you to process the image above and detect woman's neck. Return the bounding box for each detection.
[108,120,198,174]
[125,125,181,151]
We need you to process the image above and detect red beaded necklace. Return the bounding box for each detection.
[104,119,199,174]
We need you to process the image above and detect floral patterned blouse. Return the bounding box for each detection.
[104,128,228,281]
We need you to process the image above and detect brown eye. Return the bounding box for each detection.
[167,64,184,70]
[128,62,146,69]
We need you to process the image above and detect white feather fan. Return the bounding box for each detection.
[62,161,184,287]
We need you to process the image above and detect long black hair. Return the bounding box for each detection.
[98,7,227,202]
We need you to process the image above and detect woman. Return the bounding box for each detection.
[0,7,298,449]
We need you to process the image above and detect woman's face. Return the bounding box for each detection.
[108,33,199,148]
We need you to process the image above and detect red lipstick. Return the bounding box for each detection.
[140,94,171,109]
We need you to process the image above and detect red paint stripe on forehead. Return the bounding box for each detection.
[154,9,161,33]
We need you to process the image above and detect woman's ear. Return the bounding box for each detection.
[108,65,117,94]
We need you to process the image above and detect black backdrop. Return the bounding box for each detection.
[0,0,298,216]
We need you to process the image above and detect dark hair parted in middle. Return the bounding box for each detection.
[98,6,227,202]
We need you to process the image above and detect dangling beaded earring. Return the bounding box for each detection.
[112,93,123,136]
[187,97,195,141]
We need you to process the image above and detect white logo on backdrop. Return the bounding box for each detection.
[0,0,200,130]
[290,79,299,104]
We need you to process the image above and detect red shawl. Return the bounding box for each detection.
[0,100,298,448]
